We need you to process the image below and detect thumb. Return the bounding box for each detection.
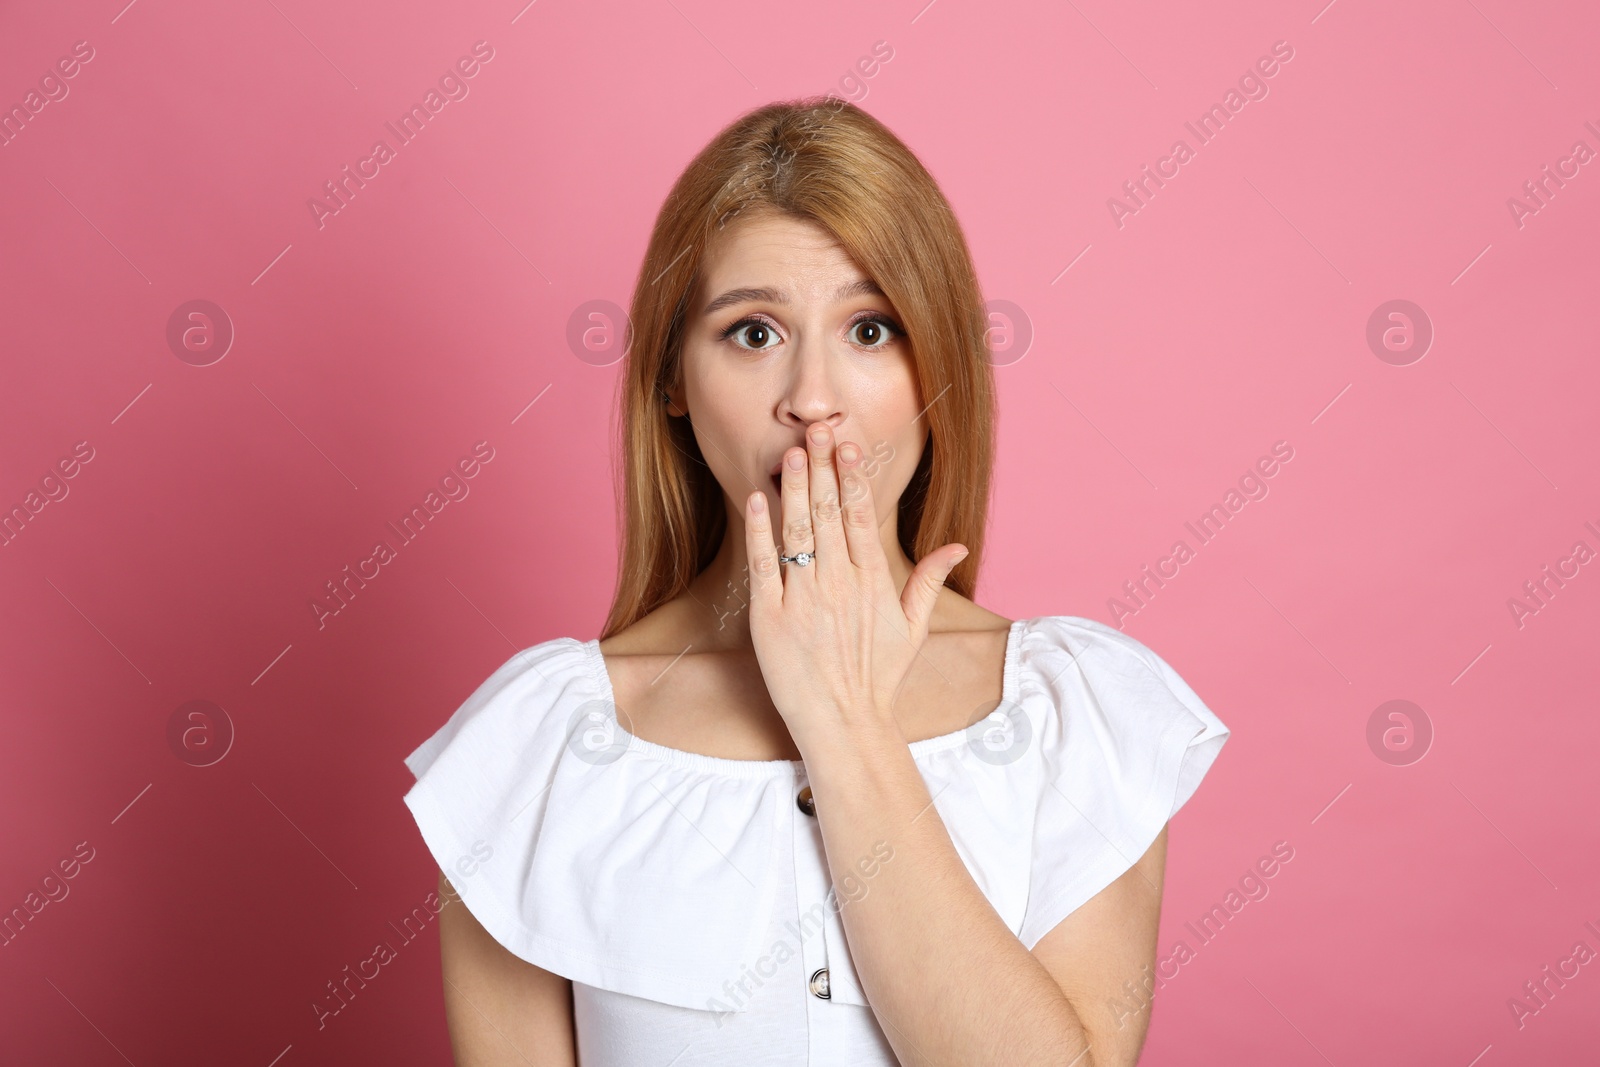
[901,544,969,641]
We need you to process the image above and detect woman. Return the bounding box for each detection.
[403,97,1229,1066]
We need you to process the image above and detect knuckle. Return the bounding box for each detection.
[754,553,781,578]
[843,500,875,528]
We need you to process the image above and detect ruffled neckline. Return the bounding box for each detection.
[576,616,1030,779]
[402,612,1231,1014]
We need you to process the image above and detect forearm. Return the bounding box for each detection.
[801,718,1096,1067]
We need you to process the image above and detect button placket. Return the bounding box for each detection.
[789,767,848,1064]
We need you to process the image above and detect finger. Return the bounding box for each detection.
[744,490,784,602]
[836,440,884,572]
[805,423,846,565]
[780,446,814,561]
[901,544,970,644]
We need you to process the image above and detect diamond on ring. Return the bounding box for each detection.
[779,551,814,566]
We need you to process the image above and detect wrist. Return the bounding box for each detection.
[793,705,907,771]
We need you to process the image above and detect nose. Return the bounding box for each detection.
[776,337,845,430]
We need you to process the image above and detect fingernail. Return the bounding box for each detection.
[839,442,859,463]
[810,426,829,445]
[787,452,806,470]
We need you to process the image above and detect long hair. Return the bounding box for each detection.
[601,96,996,640]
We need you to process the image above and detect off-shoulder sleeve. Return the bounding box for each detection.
[401,638,785,1013]
[1016,616,1230,948]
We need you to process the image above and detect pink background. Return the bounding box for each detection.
[3,0,1597,1063]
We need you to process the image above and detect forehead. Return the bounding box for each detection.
[694,212,870,306]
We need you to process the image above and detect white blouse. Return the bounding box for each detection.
[402,614,1230,1065]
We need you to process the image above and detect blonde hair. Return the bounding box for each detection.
[601,96,996,640]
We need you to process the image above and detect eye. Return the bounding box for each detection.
[719,316,781,352]
[848,314,901,350]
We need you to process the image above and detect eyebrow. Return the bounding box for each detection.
[701,278,885,318]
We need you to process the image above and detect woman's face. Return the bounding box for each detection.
[671,211,928,545]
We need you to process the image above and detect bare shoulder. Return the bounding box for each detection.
[896,591,1014,733]
[931,588,1013,635]
[596,596,791,760]
[596,595,698,656]
[594,596,697,718]
[922,589,1014,666]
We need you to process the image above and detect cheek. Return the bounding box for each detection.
[851,417,925,503]
[838,365,916,485]
[688,403,746,476]
[855,363,925,458]
[682,355,770,487]
[879,354,924,432]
